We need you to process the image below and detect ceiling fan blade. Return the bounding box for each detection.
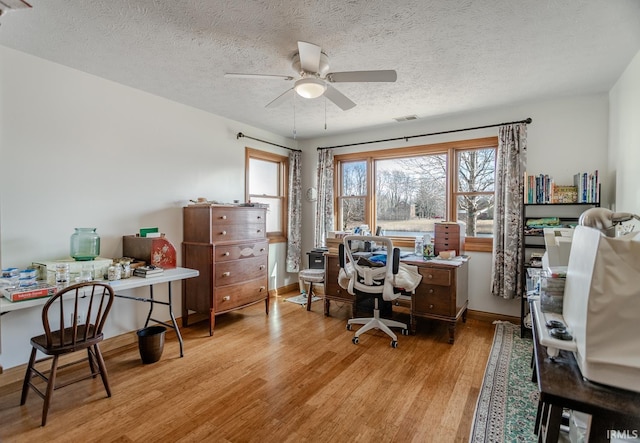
[324,85,356,111]
[297,41,321,73]
[225,73,294,80]
[327,70,397,83]
[265,88,294,108]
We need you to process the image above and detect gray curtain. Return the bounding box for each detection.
[315,149,334,248]
[491,124,527,299]
[286,150,302,272]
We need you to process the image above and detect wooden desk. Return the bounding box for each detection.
[1,267,199,358]
[530,302,640,442]
[324,253,469,343]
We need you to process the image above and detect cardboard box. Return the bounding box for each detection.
[122,235,176,269]
[32,257,113,284]
[2,282,58,302]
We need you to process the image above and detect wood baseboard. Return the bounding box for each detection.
[466,309,520,324]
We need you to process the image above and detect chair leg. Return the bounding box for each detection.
[20,347,37,405]
[87,348,97,378]
[41,355,59,426]
[93,344,112,397]
[306,282,314,311]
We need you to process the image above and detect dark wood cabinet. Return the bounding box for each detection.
[182,205,269,335]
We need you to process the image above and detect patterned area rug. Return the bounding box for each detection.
[284,294,321,305]
[470,321,539,442]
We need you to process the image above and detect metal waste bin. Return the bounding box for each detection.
[136,325,166,364]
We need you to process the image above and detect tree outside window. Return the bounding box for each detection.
[334,137,497,251]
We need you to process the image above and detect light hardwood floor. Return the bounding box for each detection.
[0,292,495,442]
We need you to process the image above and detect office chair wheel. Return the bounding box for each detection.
[401,329,409,336]
[346,324,352,331]
[391,340,398,348]
[352,336,359,345]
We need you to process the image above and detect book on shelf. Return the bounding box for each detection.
[1,282,58,302]
[525,170,600,204]
[133,266,164,277]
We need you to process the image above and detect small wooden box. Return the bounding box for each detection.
[122,235,177,269]
[434,222,461,256]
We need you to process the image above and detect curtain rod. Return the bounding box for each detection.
[317,117,532,150]
[237,132,301,152]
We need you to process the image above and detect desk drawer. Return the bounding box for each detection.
[214,256,267,286]
[413,287,453,316]
[214,241,268,262]
[417,267,451,286]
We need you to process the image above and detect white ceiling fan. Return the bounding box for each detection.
[225,41,397,111]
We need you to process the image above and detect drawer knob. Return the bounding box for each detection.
[222,271,231,277]
[257,229,262,233]
[221,230,227,235]
[259,286,265,292]
[223,251,230,256]
[222,295,231,301]
[429,304,434,309]
[259,248,265,252]
[220,215,227,220]
[257,216,262,219]
[259,265,265,270]
[428,289,434,294]
[428,274,433,279]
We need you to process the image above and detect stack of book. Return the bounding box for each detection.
[133,266,164,278]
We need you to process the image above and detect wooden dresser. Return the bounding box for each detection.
[182,205,269,335]
[324,252,468,344]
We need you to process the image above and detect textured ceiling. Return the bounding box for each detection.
[1,1,639,140]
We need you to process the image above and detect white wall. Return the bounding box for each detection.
[298,94,610,317]
[0,46,297,369]
[609,49,640,219]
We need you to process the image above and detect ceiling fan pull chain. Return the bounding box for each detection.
[324,97,327,130]
[293,94,297,139]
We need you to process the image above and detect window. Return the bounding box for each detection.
[246,148,288,243]
[334,137,497,251]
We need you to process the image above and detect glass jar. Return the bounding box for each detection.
[120,260,132,279]
[107,263,122,281]
[414,237,424,256]
[55,263,70,286]
[70,228,101,261]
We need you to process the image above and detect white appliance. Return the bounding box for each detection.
[563,226,640,393]
[541,227,574,269]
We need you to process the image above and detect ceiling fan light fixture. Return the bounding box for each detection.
[294,78,326,99]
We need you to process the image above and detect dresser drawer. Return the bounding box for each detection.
[211,223,265,243]
[214,241,268,262]
[214,255,267,286]
[417,267,451,286]
[413,287,453,316]
[210,208,266,225]
[214,278,268,312]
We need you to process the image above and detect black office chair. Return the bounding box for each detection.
[339,235,409,348]
[20,281,115,426]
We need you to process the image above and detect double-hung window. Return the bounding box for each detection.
[245,148,288,243]
[334,137,497,251]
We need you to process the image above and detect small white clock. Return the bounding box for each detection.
[305,187,317,202]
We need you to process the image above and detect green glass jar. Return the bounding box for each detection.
[70,228,101,261]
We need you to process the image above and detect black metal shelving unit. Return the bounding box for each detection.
[519,201,600,338]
